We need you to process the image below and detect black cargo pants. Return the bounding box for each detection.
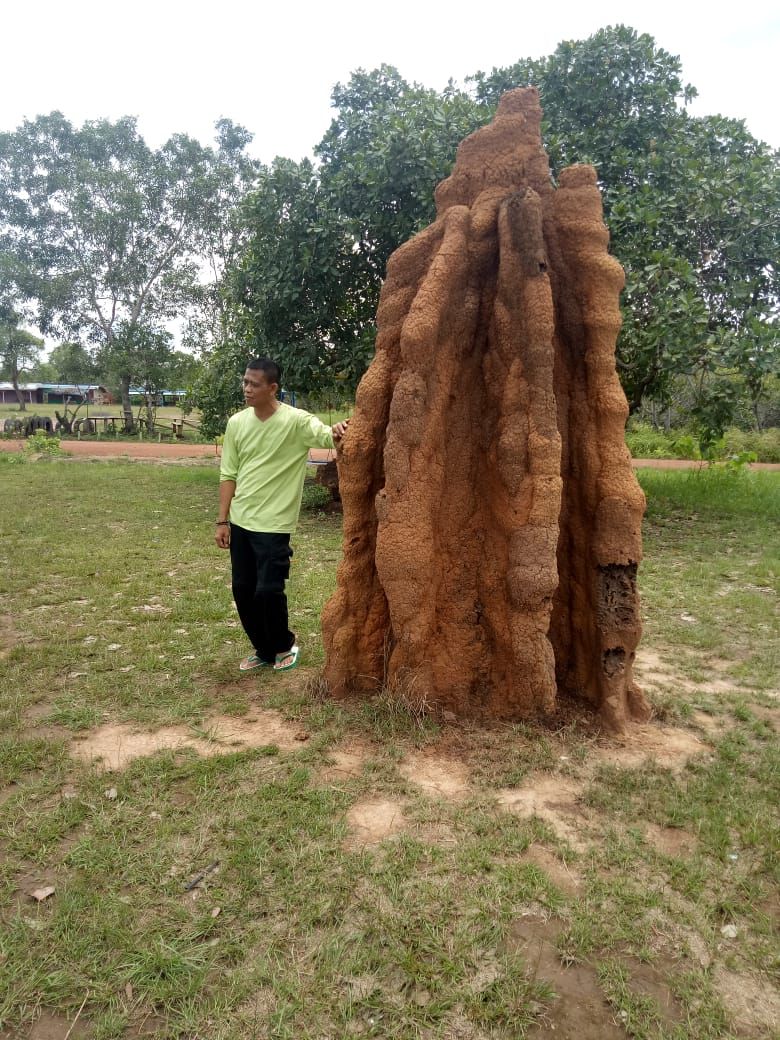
[229,524,295,663]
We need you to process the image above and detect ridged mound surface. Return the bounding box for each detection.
[322,88,649,730]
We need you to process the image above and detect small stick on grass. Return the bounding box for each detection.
[184,860,220,891]
[64,993,88,1039]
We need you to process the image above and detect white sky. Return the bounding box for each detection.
[2,0,778,159]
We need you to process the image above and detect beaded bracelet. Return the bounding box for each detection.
[215,520,230,526]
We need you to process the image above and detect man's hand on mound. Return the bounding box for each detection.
[332,419,351,443]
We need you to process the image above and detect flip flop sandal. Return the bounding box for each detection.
[273,645,300,671]
[239,653,272,672]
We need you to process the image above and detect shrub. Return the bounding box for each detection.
[722,427,780,464]
[626,421,780,462]
[24,432,64,456]
[624,422,672,458]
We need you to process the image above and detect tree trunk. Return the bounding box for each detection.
[120,375,135,432]
[144,389,156,434]
[12,369,26,411]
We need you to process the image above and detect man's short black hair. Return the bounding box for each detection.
[246,357,281,386]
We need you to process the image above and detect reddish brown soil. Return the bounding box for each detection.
[0,440,335,463]
[1,439,775,469]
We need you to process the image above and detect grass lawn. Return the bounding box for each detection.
[0,459,777,1039]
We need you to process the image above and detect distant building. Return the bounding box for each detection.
[129,388,188,407]
[0,382,114,405]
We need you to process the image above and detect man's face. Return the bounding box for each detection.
[243,368,277,408]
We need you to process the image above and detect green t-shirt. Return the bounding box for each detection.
[220,404,334,533]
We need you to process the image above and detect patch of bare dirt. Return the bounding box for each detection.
[627,956,686,1028]
[510,914,686,1038]
[69,710,305,770]
[497,775,590,852]
[508,915,628,1039]
[319,744,372,782]
[0,613,15,660]
[204,714,306,751]
[644,822,697,857]
[635,648,736,697]
[749,704,780,726]
[1,1008,167,1039]
[714,966,780,1038]
[523,844,582,895]
[399,752,470,798]
[24,1011,90,1039]
[124,1014,169,1038]
[415,821,459,846]
[345,797,406,846]
[691,710,726,735]
[594,722,707,771]
[669,924,712,968]
[11,869,63,913]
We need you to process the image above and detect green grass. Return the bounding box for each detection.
[637,467,779,693]
[0,460,777,1038]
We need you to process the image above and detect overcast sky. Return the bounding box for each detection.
[2,0,778,159]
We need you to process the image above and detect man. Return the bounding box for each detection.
[215,357,349,672]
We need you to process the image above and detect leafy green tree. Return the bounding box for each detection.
[47,341,96,385]
[0,309,44,411]
[183,119,260,357]
[199,68,486,434]
[195,157,356,436]
[471,26,780,428]
[317,66,487,283]
[99,322,178,432]
[166,350,201,392]
[206,30,779,437]
[0,113,221,429]
[470,25,696,179]
[27,358,58,383]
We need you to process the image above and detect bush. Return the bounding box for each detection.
[626,422,780,463]
[301,480,331,511]
[24,432,64,456]
[624,422,672,458]
[722,427,780,464]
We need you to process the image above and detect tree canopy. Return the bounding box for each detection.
[0,308,44,411]
[196,26,777,439]
[0,113,256,427]
[1,26,776,443]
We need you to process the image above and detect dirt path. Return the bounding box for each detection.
[631,457,779,470]
[0,440,336,463]
[1,438,778,469]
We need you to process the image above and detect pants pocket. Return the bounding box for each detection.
[259,549,292,592]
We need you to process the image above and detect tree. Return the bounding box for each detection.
[471,26,780,425]
[194,157,354,435]
[207,31,778,433]
[317,66,487,284]
[0,309,43,411]
[0,113,218,429]
[47,341,96,384]
[469,25,696,182]
[99,321,177,432]
[199,68,486,434]
[182,119,260,357]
